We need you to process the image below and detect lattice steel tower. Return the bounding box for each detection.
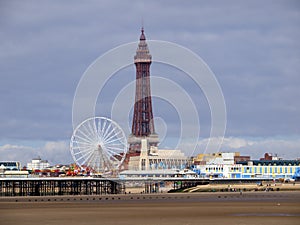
[128,28,159,153]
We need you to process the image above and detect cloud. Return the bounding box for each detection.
[1,136,299,167]
[0,144,34,152]
[0,141,73,166]
[188,136,300,160]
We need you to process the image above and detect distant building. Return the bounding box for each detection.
[234,155,251,164]
[237,160,300,179]
[0,161,21,171]
[193,152,243,165]
[260,153,282,160]
[0,162,28,178]
[193,157,300,179]
[27,156,50,170]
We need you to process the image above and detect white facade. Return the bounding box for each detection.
[205,152,236,165]
[128,139,188,171]
[194,152,237,165]
[27,157,50,170]
[194,163,299,179]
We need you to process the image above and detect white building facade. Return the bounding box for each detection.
[194,160,300,180]
[128,139,188,171]
[27,157,50,170]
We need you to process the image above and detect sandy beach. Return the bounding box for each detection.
[0,192,299,225]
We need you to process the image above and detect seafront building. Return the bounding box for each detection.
[192,152,300,180]
[0,153,299,180]
[236,160,300,179]
[0,161,21,170]
[128,139,187,171]
[195,162,300,180]
[121,138,189,178]
[194,152,239,165]
[0,161,29,178]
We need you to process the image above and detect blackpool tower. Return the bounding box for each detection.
[128,28,159,153]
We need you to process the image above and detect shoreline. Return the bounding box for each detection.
[0,190,299,203]
[0,192,299,225]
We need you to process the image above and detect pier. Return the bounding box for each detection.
[0,177,277,197]
[0,177,124,196]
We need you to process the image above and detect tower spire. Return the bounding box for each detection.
[140,26,146,41]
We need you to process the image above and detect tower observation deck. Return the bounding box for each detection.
[128,28,159,153]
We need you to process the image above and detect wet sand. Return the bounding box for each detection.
[0,192,299,225]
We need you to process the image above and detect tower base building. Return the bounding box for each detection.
[128,139,188,171]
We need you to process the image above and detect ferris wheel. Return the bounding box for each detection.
[70,117,128,174]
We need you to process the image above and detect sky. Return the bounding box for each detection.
[0,0,300,166]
